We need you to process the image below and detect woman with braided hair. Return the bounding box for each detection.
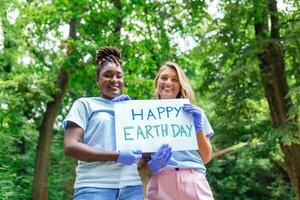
[63,46,144,200]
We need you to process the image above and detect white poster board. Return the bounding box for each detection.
[114,99,198,152]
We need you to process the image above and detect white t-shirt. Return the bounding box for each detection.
[63,97,142,189]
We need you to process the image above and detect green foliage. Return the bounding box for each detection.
[48,131,75,200]
[209,147,296,200]
[0,0,299,199]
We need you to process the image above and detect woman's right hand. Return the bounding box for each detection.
[117,150,142,165]
[147,144,172,173]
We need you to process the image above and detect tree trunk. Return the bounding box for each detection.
[112,0,122,39]
[32,19,76,200]
[2,10,13,73]
[32,67,68,200]
[253,0,300,198]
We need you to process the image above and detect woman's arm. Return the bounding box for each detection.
[64,122,119,162]
[182,104,213,164]
[196,131,213,164]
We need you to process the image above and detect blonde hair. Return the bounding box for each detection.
[154,61,195,104]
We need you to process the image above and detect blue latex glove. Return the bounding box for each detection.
[183,104,202,133]
[112,94,131,102]
[117,150,142,165]
[148,144,172,173]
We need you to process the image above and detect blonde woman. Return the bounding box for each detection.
[146,61,214,200]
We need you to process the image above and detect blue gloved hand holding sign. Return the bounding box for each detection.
[148,144,172,173]
[112,94,131,102]
[117,150,142,165]
[183,104,202,133]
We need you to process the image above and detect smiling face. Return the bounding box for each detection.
[96,62,124,99]
[156,67,181,99]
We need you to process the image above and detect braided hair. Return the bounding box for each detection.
[96,46,123,77]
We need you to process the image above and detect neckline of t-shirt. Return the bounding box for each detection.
[93,96,113,104]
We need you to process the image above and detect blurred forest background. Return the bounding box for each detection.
[0,0,300,199]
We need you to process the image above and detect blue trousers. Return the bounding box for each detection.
[74,185,144,200]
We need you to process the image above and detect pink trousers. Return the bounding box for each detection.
[147,168,214,200]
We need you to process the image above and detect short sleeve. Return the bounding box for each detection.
[200,109,214,138]
[63,99,89,131]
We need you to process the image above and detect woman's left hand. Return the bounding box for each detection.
[182,104,202,133]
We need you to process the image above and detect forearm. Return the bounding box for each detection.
[196,131,213,164]
[64,140,119,162]
[64,123,120,162]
